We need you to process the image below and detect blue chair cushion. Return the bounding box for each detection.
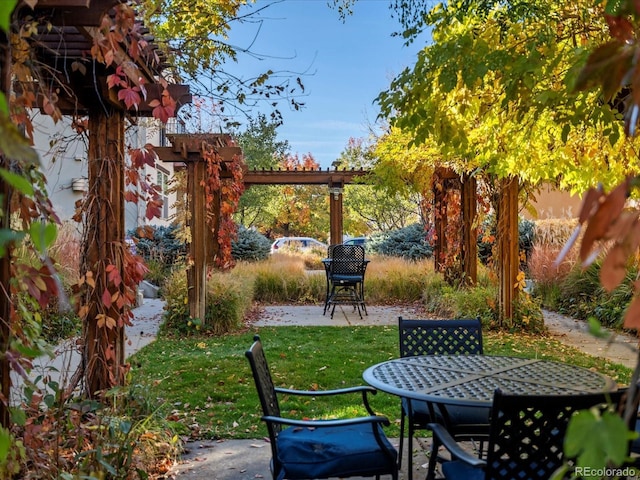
[402,398,490,429]
[330,274,363,284]
[442,458,558,479]
[275,422,397,480]
[442,405,491,426]
[402,398,431,424]
[441,460,485,480]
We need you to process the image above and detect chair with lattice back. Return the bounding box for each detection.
[245,335,398,480]
[398,317,490,480]
[324,244,368,318]
[428,388,627,480]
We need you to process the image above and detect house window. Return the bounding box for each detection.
[157,168,169,219]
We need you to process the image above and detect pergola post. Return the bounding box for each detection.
[329,182,344,245]
[433,180,447,273]
[497,176,520,325]
[461,174,478,285]
[187,161,208,322]
[83,105,126,396]
[157,134,242,324]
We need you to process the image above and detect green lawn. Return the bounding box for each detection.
[128,326,633,440]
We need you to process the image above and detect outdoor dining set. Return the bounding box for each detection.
[244,244,640,480]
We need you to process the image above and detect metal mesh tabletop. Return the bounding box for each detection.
[362,355,617,406]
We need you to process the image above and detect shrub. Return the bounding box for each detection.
[162,267,255,335]
[232,225,271,261]
[421,264,544,333]
[369,223,433,260]
[533,218,579,246]
[424,283,499,329]
[553,260,637,329]
[249,255,325,303]
[129,224,186,284]
[365,257,432,303]
[14,377,180,478]
[204,272,254,335]
[478,215,534,268]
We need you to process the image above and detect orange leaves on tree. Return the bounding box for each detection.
[605,14,635,43]
[200,140,246,270]
[17,264,59,310]
[101,288,113,309]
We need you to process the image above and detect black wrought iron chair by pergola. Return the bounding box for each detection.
[427,388,628,480]
[398,317,490,480]
[245,335,398,480]
[324,244,368,319]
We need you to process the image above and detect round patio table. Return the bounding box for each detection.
[362,354,618,407]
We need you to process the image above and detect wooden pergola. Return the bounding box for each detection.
[433,167,520,324]
[154,142,371,321]
[1,0,192,413]
[244,167,369,245]
[156,134,242,321]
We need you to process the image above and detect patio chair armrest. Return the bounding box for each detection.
[275,385,378,415]
[262,414,391,429]
[428,423,486,468]
[276,385,376,397]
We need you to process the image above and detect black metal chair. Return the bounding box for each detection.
[245,335,398,480]
[428,388,627,480]
[398,317,490,480]
[324,244,368,318]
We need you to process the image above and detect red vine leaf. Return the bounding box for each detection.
[600,244,627,292]
[578,186,604,224]
[118,86,141,109]
[623,295,640,330]
[580,180,629,262]
[605,14,635,43]
[102,288,112,308]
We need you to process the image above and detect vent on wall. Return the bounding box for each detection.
[71,177,88,193]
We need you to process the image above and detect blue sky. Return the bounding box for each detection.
[226,0,430,168]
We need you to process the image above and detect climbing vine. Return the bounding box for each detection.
[202,139,245,270]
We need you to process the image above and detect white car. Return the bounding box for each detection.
[270,237,328,254]
[343,237,368,247]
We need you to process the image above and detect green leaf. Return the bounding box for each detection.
[587,316,610,339]
[0,115,40,166]
[0,229,25,256]
[0,169,34,197]
[9,408,25,427]
[0,0,17,33]
[29,221,57,254]
[565,408,632,471]
[0,93,7,117]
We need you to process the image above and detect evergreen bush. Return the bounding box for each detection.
[128,224,186,285]
[231,225,271,261]
[369,223,433,259]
